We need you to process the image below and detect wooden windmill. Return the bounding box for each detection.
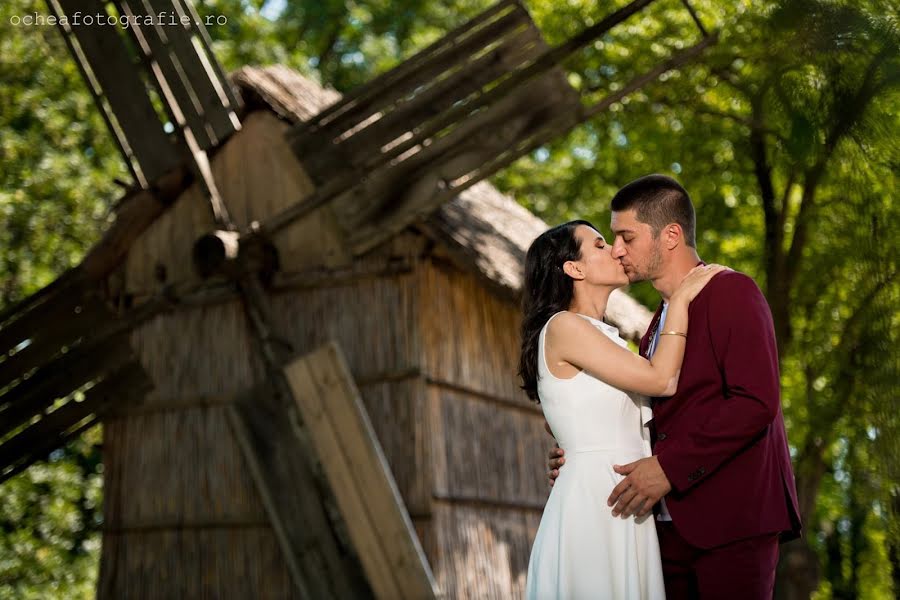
[0,0,713,597]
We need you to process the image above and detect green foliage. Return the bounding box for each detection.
[1,0,125,596]
[1,0,896,596]
[0,430,103,600]
[1,1,125,306]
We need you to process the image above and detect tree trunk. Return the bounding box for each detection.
[775,428,829,598]
[777,538,821,600]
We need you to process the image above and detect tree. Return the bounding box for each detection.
[492,1,899,597]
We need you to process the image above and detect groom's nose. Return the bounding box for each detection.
[611,240,626,258]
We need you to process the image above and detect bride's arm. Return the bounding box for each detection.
[547,306,688,397]
[548,264,727,397]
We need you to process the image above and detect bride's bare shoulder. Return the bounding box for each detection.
[546,311,596,338]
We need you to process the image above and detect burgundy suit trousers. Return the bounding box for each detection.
[657,522,779,599]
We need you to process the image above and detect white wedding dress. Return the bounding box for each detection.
[525,312,665,599]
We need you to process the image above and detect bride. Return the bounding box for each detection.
[520,220,724,599]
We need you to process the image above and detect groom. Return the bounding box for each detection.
[546,175,801,598]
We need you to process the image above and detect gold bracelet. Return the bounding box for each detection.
[659,331,687,338]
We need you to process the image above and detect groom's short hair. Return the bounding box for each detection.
[611,174,696,247]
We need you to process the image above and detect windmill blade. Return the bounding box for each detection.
[247,0,713,258]
[0,362,152,483]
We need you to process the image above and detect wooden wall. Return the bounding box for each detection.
[417,260,548,599]
[121,110,346,299]
[102,107,552,598]
[102,111,322,598]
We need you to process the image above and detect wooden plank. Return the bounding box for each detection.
[338,72,576,254]
[0,335,135,438]
[117,0,213,150]
[352,60,573,181]
[0,290,168,435]
[0,268,80,330]
[0,361,151,480]
[138,0,238,143]
[45,0,141,184]
[330,5,528,128]
[0,299,109,391]
[0,274,87,354]
[326,25,544,182]
[178,0,242,109]
[227,389,372,599]
[287,359,405,600]
[289,3,530,167]
[284,342,438,600]
[329,0,657,186]
[53,0,180,182]
[0,416,99,484]
[300,0,520,131]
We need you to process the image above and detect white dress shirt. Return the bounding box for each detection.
[648,302,673,522]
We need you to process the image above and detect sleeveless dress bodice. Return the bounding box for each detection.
[537,313,654,457]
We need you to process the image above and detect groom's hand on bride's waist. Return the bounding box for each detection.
[608,456,672,518]
[546,418,565,488]
[547,446,565,487]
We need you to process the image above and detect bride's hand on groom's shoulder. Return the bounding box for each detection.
[672,264,730,304]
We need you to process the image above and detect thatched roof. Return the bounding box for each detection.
[231,65,652,340]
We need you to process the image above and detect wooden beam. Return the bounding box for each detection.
[284,342,438,600]
[290,4,533,184]
[339,72,576,254]
[0,276,87,355]
[0,291,168,439]
[306,25,544,186]
[0,361,151,482]
[0,268,81,330]
[352,0,657,177]
[44,0,141,184]
[0,300,109,391]
[116,0,212,150]
[177,0,242,110]
[0,416,99,484]
[299,0,519,132]
[227,276,373,598]
[0,335,134,439]
[51,0,181,183]
[143,0,239,143]
[226,390,372,599]
[300,5,528,139]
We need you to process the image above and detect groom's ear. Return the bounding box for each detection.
[562,260,585,280]
[662,223,684,250]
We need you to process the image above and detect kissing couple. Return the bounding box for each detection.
[521,175,802,599]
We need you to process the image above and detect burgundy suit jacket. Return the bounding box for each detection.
[642,270,802,549]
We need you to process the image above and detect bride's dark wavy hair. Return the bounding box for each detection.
[518,220,596,402]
